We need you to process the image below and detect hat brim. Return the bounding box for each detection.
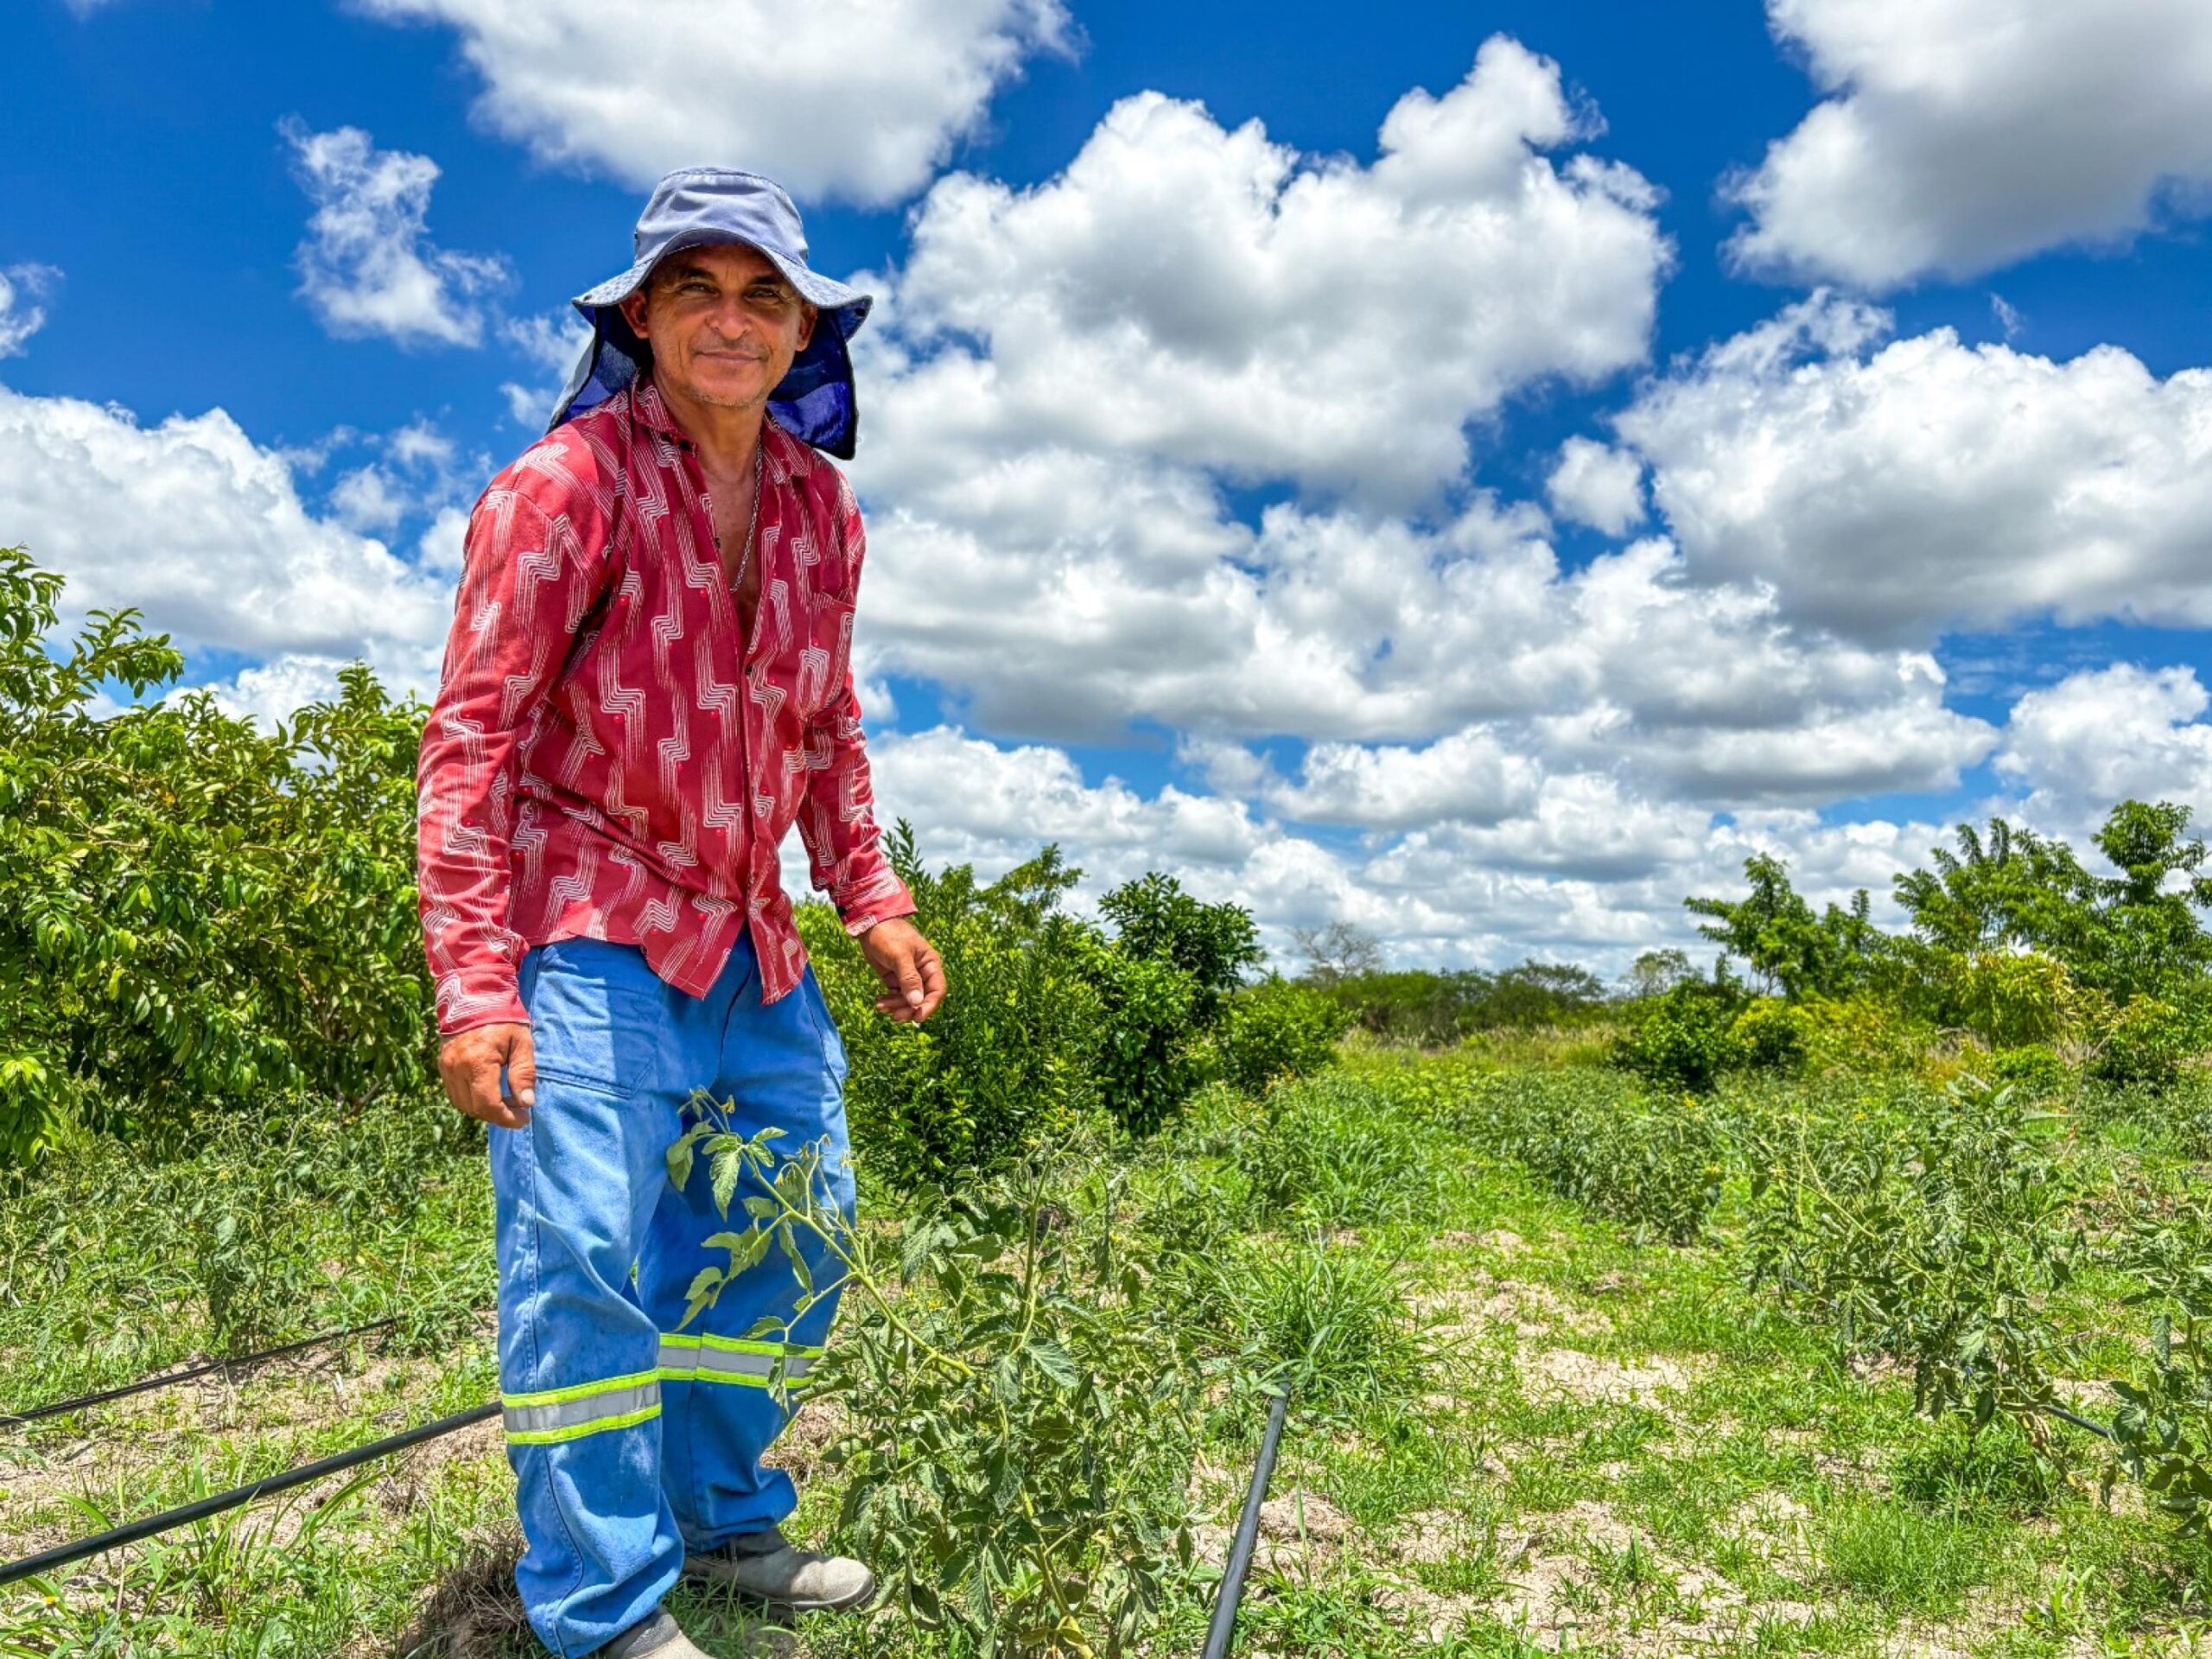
[571,233,870,330]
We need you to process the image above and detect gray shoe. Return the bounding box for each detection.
[594,1606,796,1657]
[683,1522,876,1612]
[594,1610,710,1659]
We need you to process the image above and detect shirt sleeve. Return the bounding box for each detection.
[416,486,609,1036]
[796,487,918,937]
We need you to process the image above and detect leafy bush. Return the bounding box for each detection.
[1611,976,1748,1094]
[801,832,1104,1190]
[1732,999,1811,1073]
[1070,930,1206,1138]
[1989,1043,2072,1098]
[1798,993,1930,1075]
[1743,1075,2083,1435]
[1211,975,1350,1096]
[1452,1071,1728,1243]
[2090,995,2199,1090]
[1948,950,2086,1051]
[1077,874,1262,1135]
[1096,872,1262,1027]
[0,547,436,1163]
[1322,960,1611,1047]
[2108,1196,2212,1532]
[671,1110,1200,1657]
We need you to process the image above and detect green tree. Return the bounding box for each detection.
[0,545,436,1163]
[1686,855,1887,1001]
[800,825,1105,1187]
[1072,874,1263,1133]
[1624,948,1694,1000]
[1897,804,2212,1014]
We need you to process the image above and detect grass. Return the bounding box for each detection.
[4,1059,2209,1656]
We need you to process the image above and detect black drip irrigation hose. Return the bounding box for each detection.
[0,1317,401,1430]
[1202,1385,1292,1659]
[0,1400,500,1590]
[2040,1399,2119,1442]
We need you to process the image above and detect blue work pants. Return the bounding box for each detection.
[493,931,853,1657]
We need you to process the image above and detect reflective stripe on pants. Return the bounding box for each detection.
[658,1334,823,1388]
[501,1370,664,1446]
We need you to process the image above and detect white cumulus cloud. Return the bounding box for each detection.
[284,121,511,347]
[1617,293,2212,645]
[0,265,60,358]
[1729,0,2212,287]
[1994,664,2212,840]
[355,0,1071,207]
[1546,436,1644,535]
[0,385,453,668]
[871,35,1669,507]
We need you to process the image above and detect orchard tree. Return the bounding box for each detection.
[0,544,437,1163]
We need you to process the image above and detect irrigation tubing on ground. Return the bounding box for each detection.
[1202,1384,1292,1659]
[2040,1400,2119,1442]
[0,1317,402,1429]
[0,1400,499,1590]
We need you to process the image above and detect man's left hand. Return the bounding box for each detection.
[857,917,946,1023]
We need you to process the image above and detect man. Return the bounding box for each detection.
[416,168,945,1659]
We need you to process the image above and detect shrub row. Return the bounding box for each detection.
[800,827,1347,1191]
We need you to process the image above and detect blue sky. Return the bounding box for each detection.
[7,0,2212,975]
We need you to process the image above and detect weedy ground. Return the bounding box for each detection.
[2,1057,2208,1657]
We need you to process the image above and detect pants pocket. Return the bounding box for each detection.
[798,967,849,1087]
[522,939,668,1096]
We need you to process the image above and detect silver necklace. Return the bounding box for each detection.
[731,448,764,594]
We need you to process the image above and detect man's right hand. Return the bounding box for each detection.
[438,1022,536,1130]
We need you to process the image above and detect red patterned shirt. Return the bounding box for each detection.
[416,378,915,1038]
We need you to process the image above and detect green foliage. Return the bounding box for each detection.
[1731,998,1811,1073]
[0,1090,487,1384]
[1448,1070,1728,1243]
[1743,1075,2084,1438]
[1212,1232,1433,1421]
[1096,871,1262,1027]
[1070,927,1206,1137]
[2108,1197,2212,1532]
[1898,807,2212,1007]
[1077,872,1263,1135]
[669,1102,1200,1658]
[1323,960,1611,1047]
[0,545,435,1164]
[1211,975,1351,1096]
[1687,854,1886,1000]
[1943,948,2085,1050]
[801,828,1105,1189]
[1611,971,1749,1094]
[1624,946,1694,999]
[1233,1073,1442,1230]
[1987,1043,2071,1097]
[2090,994,2202,1090]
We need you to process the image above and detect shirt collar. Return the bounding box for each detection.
[632,374,799,473]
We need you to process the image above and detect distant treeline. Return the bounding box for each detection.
[1305,960,1614,1047]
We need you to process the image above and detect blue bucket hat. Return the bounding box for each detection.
[549,168,872,457]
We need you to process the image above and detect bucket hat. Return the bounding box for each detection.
[548,168,872,458]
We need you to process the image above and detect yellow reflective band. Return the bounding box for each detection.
[501,1370,662,1444]
[658,1334,823,1388]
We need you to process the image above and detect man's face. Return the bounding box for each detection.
[618,242,817,416]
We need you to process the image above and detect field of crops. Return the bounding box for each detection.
[6,1036,2212,1659]
[5,555,2212,1656]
